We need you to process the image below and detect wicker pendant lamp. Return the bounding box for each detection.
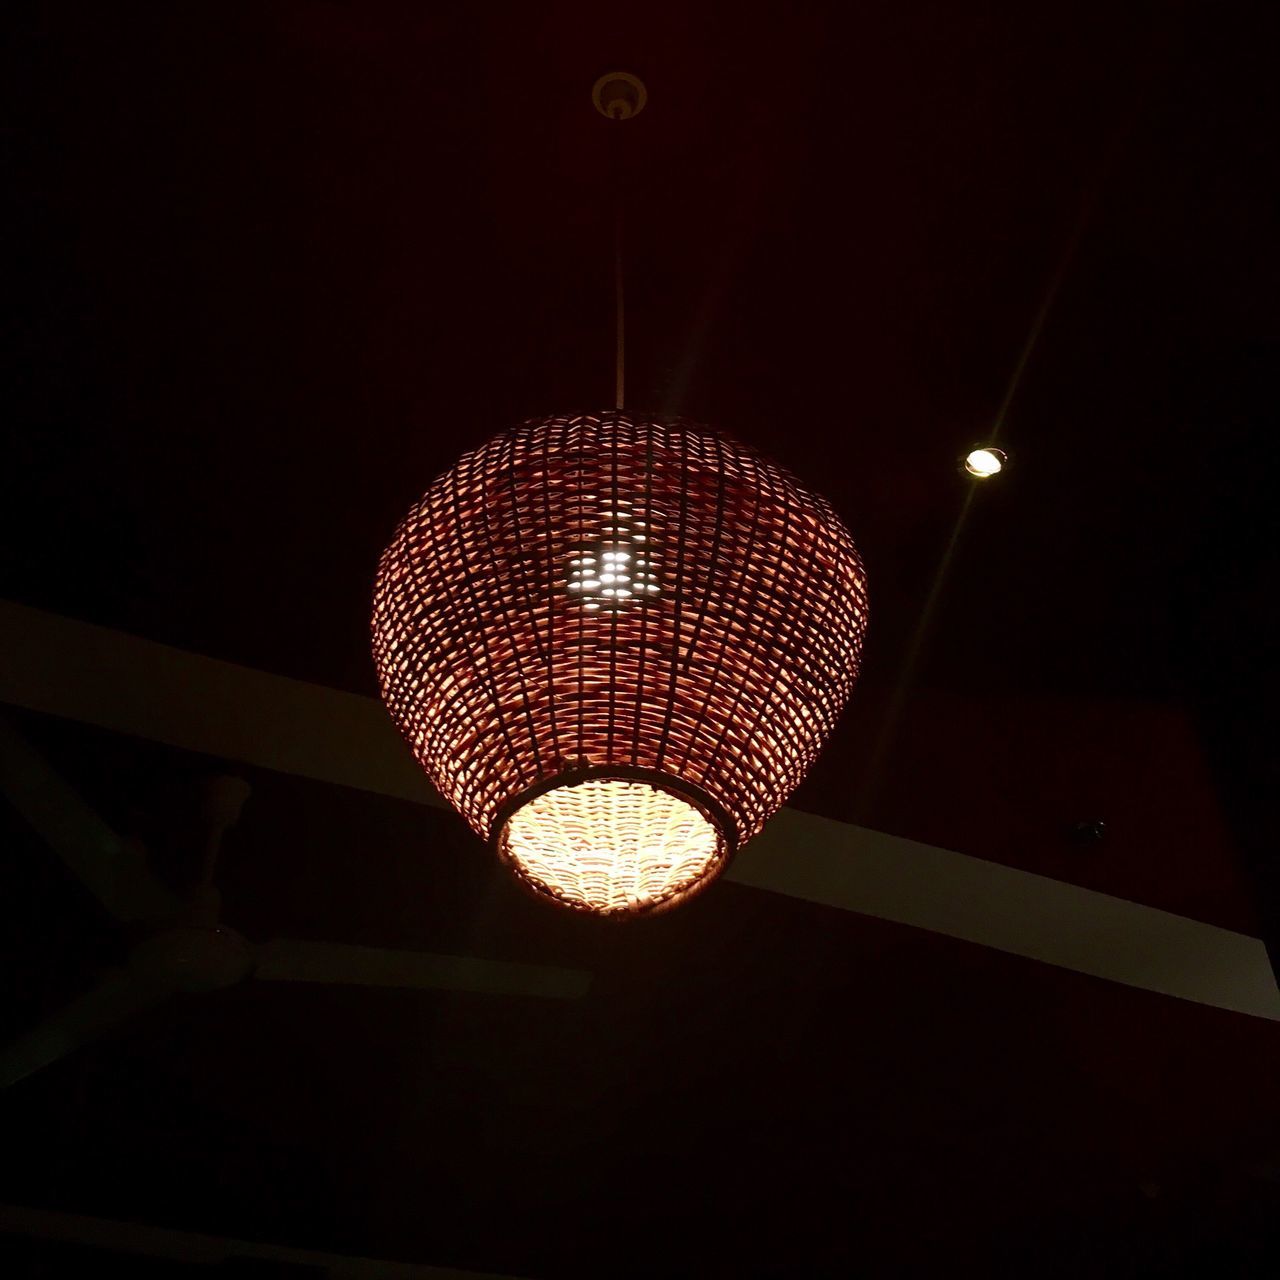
[372,78,868,916]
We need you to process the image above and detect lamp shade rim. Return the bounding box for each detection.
[490,765,739,919]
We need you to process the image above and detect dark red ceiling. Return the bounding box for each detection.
[7,0,1275,699]
[5,1,1280,1275]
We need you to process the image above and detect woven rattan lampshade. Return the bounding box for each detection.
[372,411,868,915]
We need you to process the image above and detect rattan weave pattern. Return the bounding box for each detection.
[372,411,868,911]
[502,778,723,913]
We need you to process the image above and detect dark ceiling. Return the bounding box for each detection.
[4,1,1280,1275]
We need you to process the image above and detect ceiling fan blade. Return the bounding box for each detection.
[0,1201,527,1278]
[0,596,438,807]
[0,715,180,923]
[0,969,170,1088]
[727,806,1280,1022]
[3,599,1276,1021]
[253,939,592,1000]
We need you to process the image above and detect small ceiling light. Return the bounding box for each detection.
[964,447,1007,479]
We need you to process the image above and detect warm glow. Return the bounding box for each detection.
[371,412,869,916]
[499,778,725,914]
[566,515,660,610]
[964,447,1006,478]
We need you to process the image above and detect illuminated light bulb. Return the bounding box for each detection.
[600,573,616,584]
[583,601,600,611]
[602,588,616,596]
[964,447,1006,479]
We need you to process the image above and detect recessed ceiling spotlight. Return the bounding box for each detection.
[964,447,1007,479]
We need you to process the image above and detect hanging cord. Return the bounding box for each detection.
[614,198,624,409]
[614,195,625,411]
[608,112,628,413]
[594,71,645,410]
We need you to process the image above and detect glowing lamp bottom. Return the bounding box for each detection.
[495,773,733,916]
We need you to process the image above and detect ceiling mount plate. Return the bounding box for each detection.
[592,71,647,120]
